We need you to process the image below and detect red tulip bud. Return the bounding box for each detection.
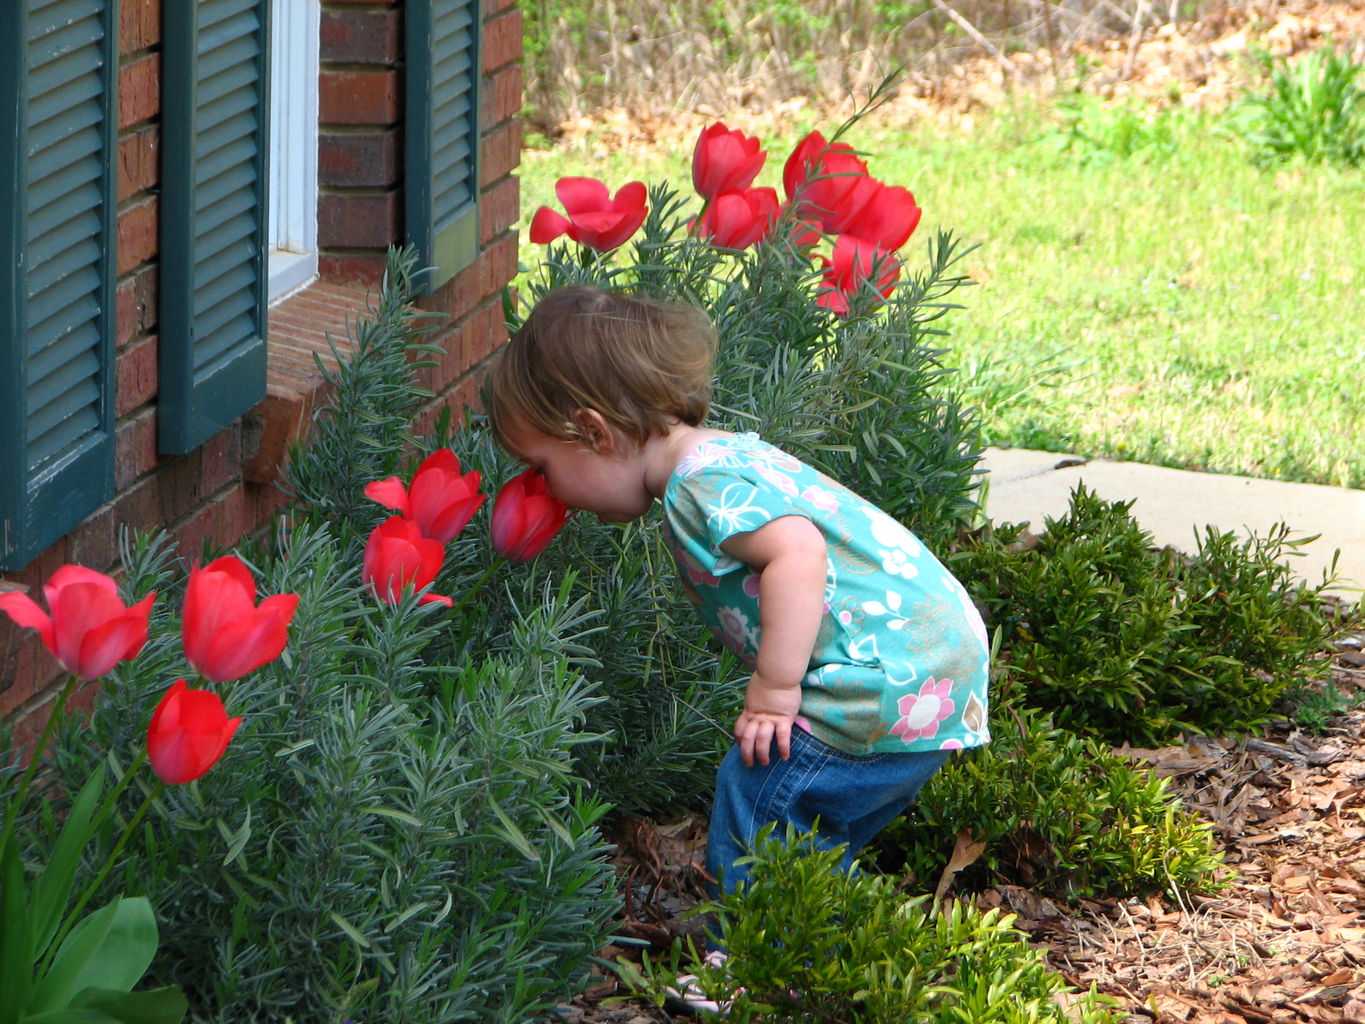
[182,556,299,683]
[692,122,767,200]
[816,235,902,317]
[362,516,452,606]
[147,679,242,785]
[0,565,155,681]
[697,187,780,250]
[490,468,572,562]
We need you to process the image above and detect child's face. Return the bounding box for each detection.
[501,416,655,524]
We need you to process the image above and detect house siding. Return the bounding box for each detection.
[0,0,522,744]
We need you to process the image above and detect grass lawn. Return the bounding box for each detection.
[517,97,1365,488]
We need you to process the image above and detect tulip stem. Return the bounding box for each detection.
[446,558,505,620]
[38,765,163,978]
[0,672,80,847]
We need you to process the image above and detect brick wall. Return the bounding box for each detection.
[0,0,522,744]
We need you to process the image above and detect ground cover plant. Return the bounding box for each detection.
[519,46,1365,489]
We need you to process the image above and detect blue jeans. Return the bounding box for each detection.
[705,727,951,897]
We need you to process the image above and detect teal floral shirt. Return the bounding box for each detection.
[662,433,990,756]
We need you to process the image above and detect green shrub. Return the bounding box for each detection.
[34,525,618,1024]
[626,826,1121,1023]
[1045,93,1184,164]
[1226,43,1365,165]
[879,705,1226,900]
[957,485,1335,744]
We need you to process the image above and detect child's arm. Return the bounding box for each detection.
[720,514,827,767]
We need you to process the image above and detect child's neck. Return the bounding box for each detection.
[641,423,730,499]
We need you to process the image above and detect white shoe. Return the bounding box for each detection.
[664,950,735,1016]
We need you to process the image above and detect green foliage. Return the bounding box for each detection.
[36,524,619,1024]
[1227,43,1365,165]
[1045,93,1183,163]
[880,706,1226,900]
[626,826,1121,1023]
[957,486,1335,745]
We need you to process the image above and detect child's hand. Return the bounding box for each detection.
[735,675,803,767]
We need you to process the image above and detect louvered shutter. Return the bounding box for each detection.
[159,0,269,455]
[406,0,482,294]
[0,0,118,571]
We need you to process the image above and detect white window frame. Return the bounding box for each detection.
[266,0,320,303]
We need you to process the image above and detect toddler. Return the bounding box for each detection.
[486,285,990,1005]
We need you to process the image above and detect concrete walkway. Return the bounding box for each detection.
[978,448,1365,601]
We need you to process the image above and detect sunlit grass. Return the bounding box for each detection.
[518,97,1365,487]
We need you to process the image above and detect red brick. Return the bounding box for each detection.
[317,191,400,248]
[116,264,158,346]
[317,252,389,286]
[120,0,161,55]
[480,119,521,187]
[116,335,158,416]
[65,505,117,574]
[116,408,159,490]
[324,0,398,5]
[117,126,159,202]
[163,449,213,524]
[175,486,252,562]
[484,64,523,126]
[117,197,158,276]
[118,53,160,130]
[485,0,521,17]
[321,9,401,63]
[319,70,401,125]
[482,9,522,74]
[318,130,401,187]
[480,177,519,244]
[200,424,243,496]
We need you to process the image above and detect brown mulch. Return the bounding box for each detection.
[546,630,1365,1024]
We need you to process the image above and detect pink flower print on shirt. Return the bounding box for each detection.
[674,544,724,588]
[891,676,956,743]
[753,463,799,496]
[742,572,761,599]
[802,485,840,513]
[716,605,759,656]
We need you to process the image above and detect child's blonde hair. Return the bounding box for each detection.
[487,285,717,447]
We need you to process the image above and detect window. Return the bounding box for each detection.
[267,0,320,303]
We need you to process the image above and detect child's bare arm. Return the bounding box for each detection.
[720,515,827,766]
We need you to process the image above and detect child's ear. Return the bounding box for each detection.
[572,408,616,455]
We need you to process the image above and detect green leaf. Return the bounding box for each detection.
[17,1010,122,1024]
[0,834,34,1024]
[68,986,188,1024]
[31,766,106,959]
[30,898,158,1013]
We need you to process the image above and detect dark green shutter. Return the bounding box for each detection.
[159,0,270,455]
[0,0,118,571]
[406,0,482,294]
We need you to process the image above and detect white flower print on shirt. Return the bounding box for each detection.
[862,590,911,631]
[715,605,759,656]
[707,482,773,537]
[863,508,921,580]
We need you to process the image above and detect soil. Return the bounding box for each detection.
[536,2,1365,1020]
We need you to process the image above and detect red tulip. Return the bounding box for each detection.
[782,131,869,226]
[490,468,572,562]
[364,449,486,544]
[362,516,452,606]
[822,176,922,253]
[147,679,241,785]
[696,187,780,250]
[816,235,902,317]
[692,122,767,200]
[182,556,299,683]
[0,565,155,681]
[528,177,648,252]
